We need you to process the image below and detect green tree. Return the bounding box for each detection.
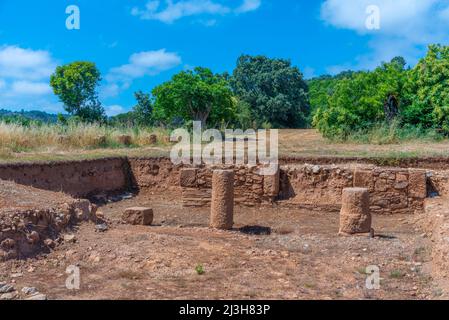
[152,67,235,127]
[231,55,310,128]
[403,45,449,132]
[133,91,154,126]
[50,62,105,122]
[312,57,409,138]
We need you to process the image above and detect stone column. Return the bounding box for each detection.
[339,188,372,235]
[210,170,234,230]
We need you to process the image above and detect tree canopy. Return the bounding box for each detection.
[152,67,235,127]
[50,61,105,122]
[231,55,310,128]
[312,57,411,137]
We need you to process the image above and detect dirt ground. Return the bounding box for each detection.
[0,191,441,300]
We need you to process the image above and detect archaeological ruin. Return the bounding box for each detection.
[2,155,449,299]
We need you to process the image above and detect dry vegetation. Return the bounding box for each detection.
[0,122,171,162]
[2,124,449,163]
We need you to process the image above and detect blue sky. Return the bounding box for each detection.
[1,0,449,116]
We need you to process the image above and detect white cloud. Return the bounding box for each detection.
[107,49,181,82]
[0,45,57,109]
[320,0,449,71]
[132,0,261,24]
[235,0,261,14]
[0,45,56,81]
[105,105,126,117]
[103,49,181,97]
[11,81,52,96]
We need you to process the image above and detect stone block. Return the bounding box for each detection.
[123,207,153,226]
[180,168,198,188]
[339,188,372,235]
[408,169,427,199]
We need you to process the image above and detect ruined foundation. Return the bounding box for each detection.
[210,170,234,230]
[339,187,372,235]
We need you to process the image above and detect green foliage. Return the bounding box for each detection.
[231,54,310,128]
[195,264,205,275]
[312,57,410,138]
[57,113,68,125]
[152,67,235,127]
[311,45,449,139]
[108,111,137,127]
[133,91,155,126]
[50,61,105,122]
[233,98,253,129]
[403,44,449,132]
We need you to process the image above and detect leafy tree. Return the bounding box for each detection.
[313,57,409,138]
[403,45,449,132]
[307,71,356,122]
[152,67,235,127]
[231,55,310,128]
[109,111,136,127]
[133,91,154,126]
[50,62,105,122]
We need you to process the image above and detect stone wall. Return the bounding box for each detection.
[180,165,279,207]
[0,157,431,214]
[279,165,427,214]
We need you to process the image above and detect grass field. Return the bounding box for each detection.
[2,128,449,164]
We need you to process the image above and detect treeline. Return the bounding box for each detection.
[48,55,310,129]
[8,44,449,139]
[0,109,60,125]
[310,44,449,140]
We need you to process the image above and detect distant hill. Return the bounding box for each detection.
[0,109,60,123]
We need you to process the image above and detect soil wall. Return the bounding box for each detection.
[0,158,129,197]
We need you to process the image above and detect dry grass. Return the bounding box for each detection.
[0,122,170,153]
[278,129,449,158]
[2,126,449,163]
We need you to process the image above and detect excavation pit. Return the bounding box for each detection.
[1,157,449,300]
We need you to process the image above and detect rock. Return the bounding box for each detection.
[95,223,109,232]
[122,207,154,226]
[120,193,134,200]
[1,238,15,250]
[21,287,38,295]
[44,239,56,249]
[147,134,157,145]
[10,273,23,278]
[63,234,77,243]
[180,168,198,188]
[0,292,17,300]
[312,165,321,174]
[26,293,47,300]
[118,135,132,146]
[27,231,40,244]
[0,283,15,293]
[94,135,107,145]
[72,200,92,221]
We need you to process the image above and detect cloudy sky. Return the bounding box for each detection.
[1,0,449,115]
